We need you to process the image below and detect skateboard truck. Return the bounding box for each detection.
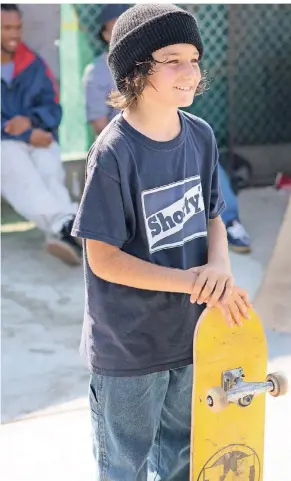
[206,368,288,413]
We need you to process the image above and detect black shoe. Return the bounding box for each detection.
[46,218,82,266]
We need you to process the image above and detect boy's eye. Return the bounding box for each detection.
[164,58,199,65]
[166,59,199,65]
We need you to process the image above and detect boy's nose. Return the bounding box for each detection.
[181,63,197,79]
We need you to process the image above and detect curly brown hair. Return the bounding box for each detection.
[107,57,209,111]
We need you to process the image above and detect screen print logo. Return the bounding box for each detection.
[198,444,260,481]
[141,176,207,254]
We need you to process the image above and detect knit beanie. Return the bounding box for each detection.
[108,4,203,92]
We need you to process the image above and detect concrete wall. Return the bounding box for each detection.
[234,143,291,186]
[20,4,60,80]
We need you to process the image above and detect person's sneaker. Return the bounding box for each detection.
[226,219,251,254]
[46,218,82,266]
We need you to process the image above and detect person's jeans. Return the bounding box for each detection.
[218,163,239,225]
[89,365,193,481]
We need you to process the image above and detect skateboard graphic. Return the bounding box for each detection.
[190,307,288,481]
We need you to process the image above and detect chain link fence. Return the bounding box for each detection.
[73,4,291,151]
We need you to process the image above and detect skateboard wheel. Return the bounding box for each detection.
[206,387,228,413]
[266,372,289,397]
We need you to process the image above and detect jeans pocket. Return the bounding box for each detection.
[89,375,100,418]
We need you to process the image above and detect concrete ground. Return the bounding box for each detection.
[1,187,291,481]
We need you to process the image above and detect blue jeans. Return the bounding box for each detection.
[89,365,193,481]
[218,163,239,225]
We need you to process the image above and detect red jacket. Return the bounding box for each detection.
[1,43,62,142]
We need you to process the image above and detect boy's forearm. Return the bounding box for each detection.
[207,216,231,271]
[88,246,196,294]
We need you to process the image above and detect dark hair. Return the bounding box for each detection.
[1,4,20,13]
[107,57,209,110]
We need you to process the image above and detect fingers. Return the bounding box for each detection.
[208,288,252,329]
[219,277,234,304]
[191,274,233,307]
[235,287,252,309]
[190,271,208,304]
[233,292,251,319]
[220,294,249,328]
[218,300,241,327]
[196,278,217,305]
[206,276,232,308]
[228,299,243,327]
[217,302,234,328]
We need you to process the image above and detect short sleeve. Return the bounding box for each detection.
[209,138,226,219]
[83,63,110,122]
[71,147,129,247]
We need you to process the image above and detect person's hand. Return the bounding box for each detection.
[202,285,252,328]
[29,129,53,147]
[4,116,32,135]
[189,263,234,307]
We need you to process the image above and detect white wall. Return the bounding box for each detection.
[20,4,60,80]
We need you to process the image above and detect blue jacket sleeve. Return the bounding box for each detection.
[29,60,62,131]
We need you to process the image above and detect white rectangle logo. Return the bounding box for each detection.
[141,176,207,254]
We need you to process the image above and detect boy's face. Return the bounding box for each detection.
[144,43,201,108]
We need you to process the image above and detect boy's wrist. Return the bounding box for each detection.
[207,257,231,274]
[175,269,197,295]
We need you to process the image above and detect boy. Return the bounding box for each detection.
[72,4,251,480]
[83,6,251,254]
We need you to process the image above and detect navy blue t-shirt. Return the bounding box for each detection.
[72,110,225,376]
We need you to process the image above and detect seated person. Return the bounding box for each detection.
[218,163,251,253]
[82,4,130,135]
[1,4,82,265]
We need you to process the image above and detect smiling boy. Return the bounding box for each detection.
[72,4,250,480]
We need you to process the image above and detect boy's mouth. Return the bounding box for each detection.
[174,86,193,92]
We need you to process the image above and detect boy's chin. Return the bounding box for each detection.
[173,93,195,108]
[177,93,195,108]
[177,98,195,108]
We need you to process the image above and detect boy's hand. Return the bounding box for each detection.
[202,285,252,328]
[189,263,234,307]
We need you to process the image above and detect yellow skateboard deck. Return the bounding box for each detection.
[190,307,267,481]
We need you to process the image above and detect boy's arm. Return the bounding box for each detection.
[86,239,249,327]
[190,129,233,306]
[207,215,231,271]
[189,215,233,307]
[86,239,196,294]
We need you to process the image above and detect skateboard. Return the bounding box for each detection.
[190,307,288,481]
